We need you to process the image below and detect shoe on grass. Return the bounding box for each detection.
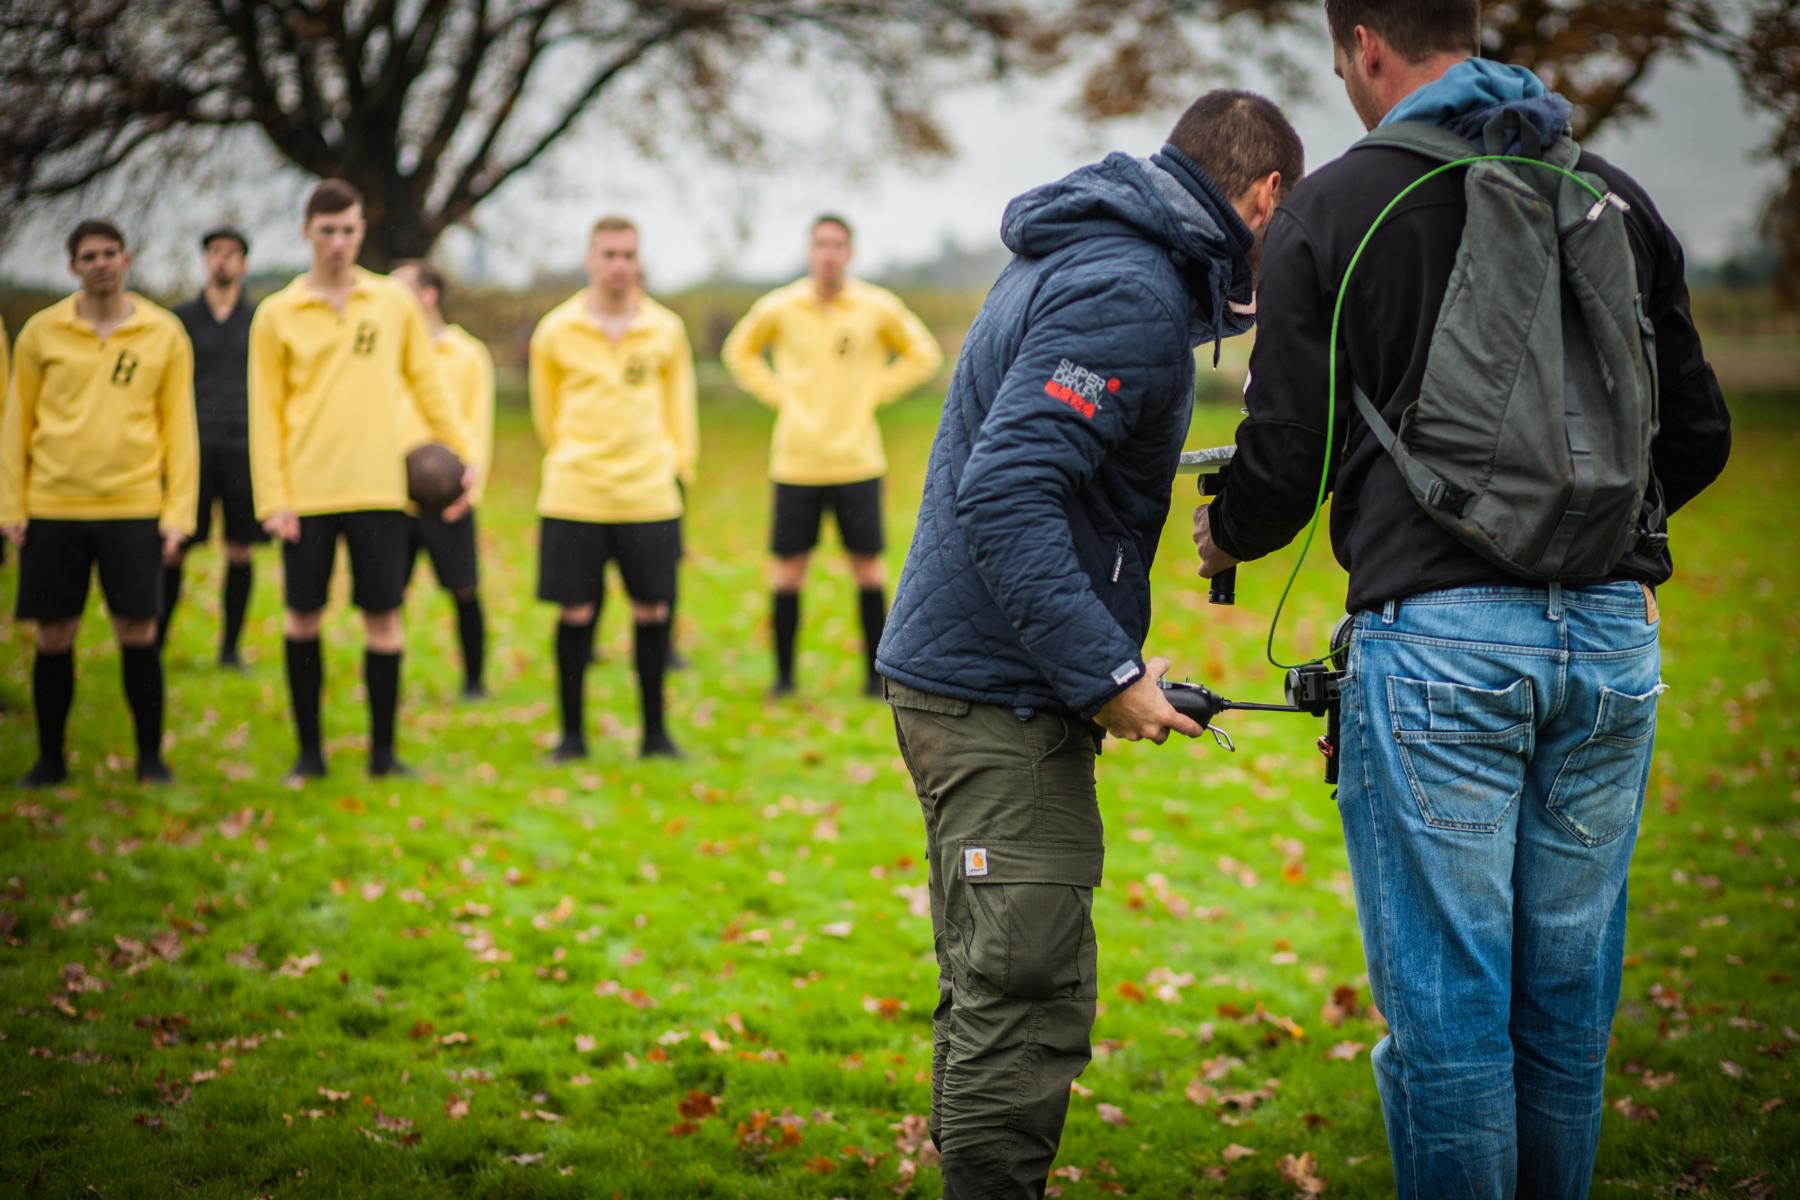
[18,759,69,789]
[286,749,328,783]
[549,738,589,763]
[368,753,414,779]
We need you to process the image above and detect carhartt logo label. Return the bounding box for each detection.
[964,847,989,877]
[1044,358,1112,419]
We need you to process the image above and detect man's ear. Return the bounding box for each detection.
[1354,23,1382,78]
[1260,172,1283,224]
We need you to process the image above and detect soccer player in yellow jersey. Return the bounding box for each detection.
[531,215,698,760]
[249,180,474,781]
[391,260,495,699]
[722,214,942,697]
[1,219,200,786]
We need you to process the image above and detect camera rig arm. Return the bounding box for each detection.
[1179,445,1237,606]
[1158,615,1354,785]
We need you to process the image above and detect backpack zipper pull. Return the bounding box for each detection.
[1586,192,1631,223]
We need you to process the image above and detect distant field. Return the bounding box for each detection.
[1,376,1795,1197]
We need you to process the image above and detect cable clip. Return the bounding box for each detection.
[1585,192,1631,223]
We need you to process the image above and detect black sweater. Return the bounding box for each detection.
[173,292,256,451]
[1210,141,1732,614]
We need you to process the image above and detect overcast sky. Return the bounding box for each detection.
[0,33,1776,295]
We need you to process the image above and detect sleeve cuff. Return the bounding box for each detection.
[1074,656,1146,720]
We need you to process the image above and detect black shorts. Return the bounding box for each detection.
[771,477,884,558]
[406,510,479,594]
[193,445,270,547]
[15,518,162,622]
[283,510,409,614]
[537,517,679,608]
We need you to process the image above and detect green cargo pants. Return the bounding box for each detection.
[887,679,1104,1200]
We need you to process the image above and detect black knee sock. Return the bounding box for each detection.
[858,585,887,679]
[556,619,594,743]
[365,649,401,762]
[773,591,800,685]
[221,561,253,658]
[285,637,324,755]
[119,644,164,766]
[32,649,74,768]
[633,619,669,741]
[158,561,184,648]
[455,595,485,690]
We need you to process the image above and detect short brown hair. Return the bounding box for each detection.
[393,258,447,303]
[1167,90,1305,203]
[591,215,638,238]
[812,213,853,239]
[1325,0,1481,63]
[67,218,125,260]
[305,179,363,222]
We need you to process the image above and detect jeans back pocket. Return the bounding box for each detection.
[1388,675,1534,833]
[1545,683,1661,848]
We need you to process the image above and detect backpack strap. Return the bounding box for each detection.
[1350,121,1480,165]
[1351,383,1465,515]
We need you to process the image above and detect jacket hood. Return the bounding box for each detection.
[1382,58,1572,154]
[1000,146,1256,343]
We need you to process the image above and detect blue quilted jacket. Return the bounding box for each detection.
[877,144,1256,718]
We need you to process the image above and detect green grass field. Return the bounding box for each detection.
[1,386,1796,1199]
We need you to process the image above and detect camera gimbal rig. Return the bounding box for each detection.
[1160,447,1352,785]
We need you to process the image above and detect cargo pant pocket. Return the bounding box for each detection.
[1388,675,1534,832]
[1546,683,1661,848]
[950,840,1103,1001]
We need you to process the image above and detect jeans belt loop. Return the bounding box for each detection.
[1546,581,1564,622]
[1381,598,1398,625]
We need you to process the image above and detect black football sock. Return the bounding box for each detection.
[365,649,402,768]
[119,644,165,771]
[858,585,887,681]
[221,561,253,660]
[30,648,74,776]
[556,619,595,746]
[634,619,670,743]
[773,590,800,688]
[157,561,184,649]
[455,595,485,692]
[285,637,324,759]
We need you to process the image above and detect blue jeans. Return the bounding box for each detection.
[1338,582,1662,1200]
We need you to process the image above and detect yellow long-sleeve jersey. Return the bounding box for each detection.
[0,293,200,534]
[249,268,471,520]
[399,324,496,505]
[721,277,943,485]
[530,291,698,524]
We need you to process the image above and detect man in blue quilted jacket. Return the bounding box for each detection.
[876,90,1302,1196]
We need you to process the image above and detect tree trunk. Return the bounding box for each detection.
[348,160,440,271]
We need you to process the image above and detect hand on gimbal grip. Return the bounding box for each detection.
[1095,657,1207,744]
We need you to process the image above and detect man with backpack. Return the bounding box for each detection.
[1193,3,1730,1196]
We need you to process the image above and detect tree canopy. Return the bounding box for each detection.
[1,0,1792,292]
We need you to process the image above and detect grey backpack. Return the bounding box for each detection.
[1347,115,1664,580]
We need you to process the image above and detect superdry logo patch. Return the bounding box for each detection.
[1044,359,1118,420]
